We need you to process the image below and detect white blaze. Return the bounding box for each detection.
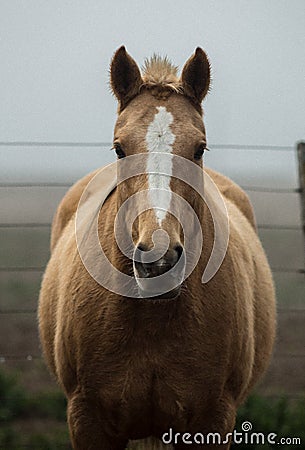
[145,106,175,225]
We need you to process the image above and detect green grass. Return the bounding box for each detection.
[0,369,70,449]
[234,394,305,449]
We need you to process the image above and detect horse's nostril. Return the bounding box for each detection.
[174,245,183,262]
[134,244,150,278]
[137,243,148,253]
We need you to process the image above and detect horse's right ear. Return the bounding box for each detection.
[110,46,142,110]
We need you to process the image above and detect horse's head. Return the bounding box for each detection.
[110,46,210,299]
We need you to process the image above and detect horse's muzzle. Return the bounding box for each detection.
[133,244,185,299]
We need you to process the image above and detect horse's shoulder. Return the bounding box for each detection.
[50,169,99,252]
[204,167,257,231]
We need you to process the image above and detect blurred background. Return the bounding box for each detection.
[0,1,305,448]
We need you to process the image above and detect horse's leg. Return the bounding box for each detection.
[67,393,127,450]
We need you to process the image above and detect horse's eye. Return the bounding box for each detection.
[114,144,126,159]
[194,144,206,161]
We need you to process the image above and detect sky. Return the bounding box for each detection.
[0,1,304,190]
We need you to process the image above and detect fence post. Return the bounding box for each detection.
[297,142,305,256]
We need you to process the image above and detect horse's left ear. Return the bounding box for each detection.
[110,46,143,110]
[181,47,211,103]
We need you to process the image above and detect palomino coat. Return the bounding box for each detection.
[38,47,276,450]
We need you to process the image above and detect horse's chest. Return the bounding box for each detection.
[97,352,206,435]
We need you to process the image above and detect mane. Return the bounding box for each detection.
[141,54,182,94]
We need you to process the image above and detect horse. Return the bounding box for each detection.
[38,46,276,449]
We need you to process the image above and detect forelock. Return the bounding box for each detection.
[141,54,182,95]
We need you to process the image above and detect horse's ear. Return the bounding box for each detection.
[181,47,211,104]
[110,46,142,109]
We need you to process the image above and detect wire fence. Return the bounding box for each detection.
[0,143,304,274]
[0,181,301,193]
[0,141,295,150]
[0,143,304,402]
[1,142,304,274]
